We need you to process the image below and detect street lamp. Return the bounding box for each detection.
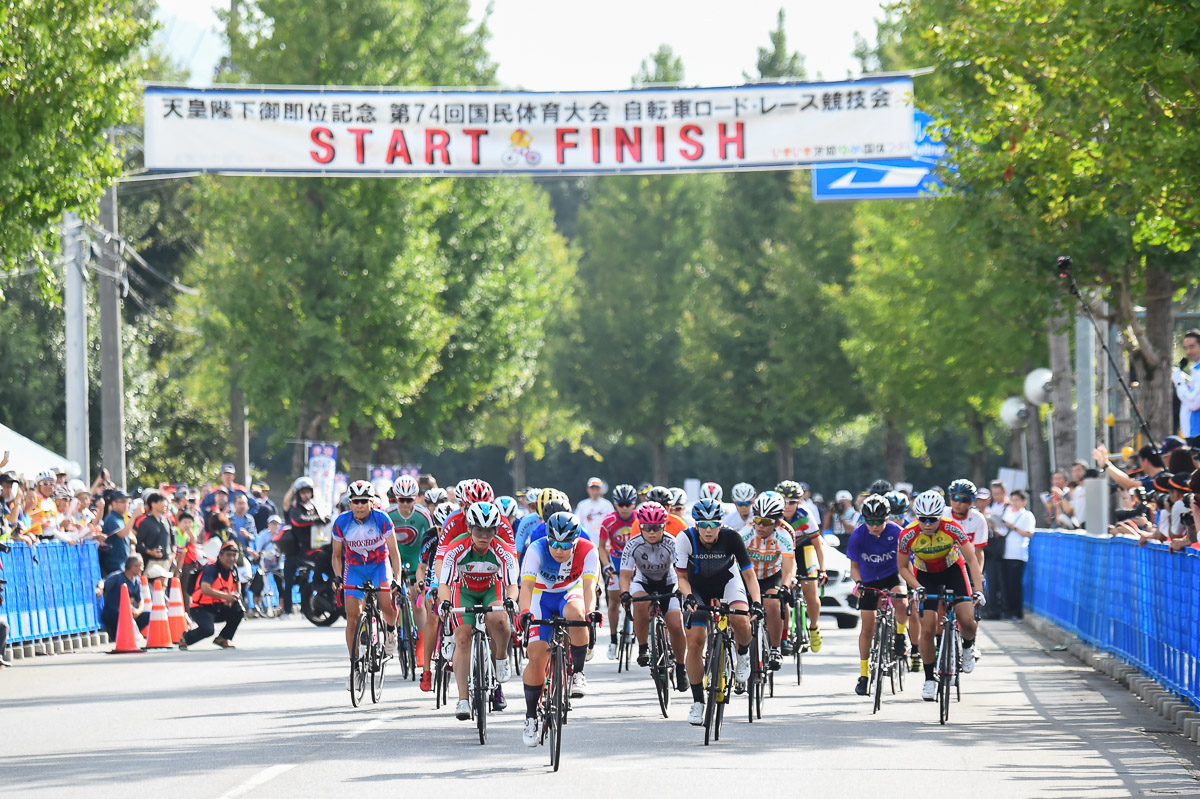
[1024,367,1055,474]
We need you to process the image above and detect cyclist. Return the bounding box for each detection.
[332,480,402,689]
[698,481,723,504]
[437,480,515,563]
[521,488,540,519]
[885,490,919,668]
[632,486,689,538]
[740,493,795,670]
[424,486,448,510]
[946,478,988,575]
[515,488,565,556]
[675,498,762,726]
[777,480,826,654]
[885,490,912,526]
[387,474,432,608]
[598,484,638,660]
[667,487,692,525]
[496,495,520,526]
[575,477,614,540]
[439,501,519,719]
[417,501,456,692]
[847,494,910,696]
[518,512,600,746]
[635,482,653,505]
[897,491,985,701]
[619,501,688,690]
[722,482,756,531]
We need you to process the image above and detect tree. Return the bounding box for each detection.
[0,0,152,285]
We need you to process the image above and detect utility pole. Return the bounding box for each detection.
[63,212,90,484]
[231,378,250,486]
[98,183,126,488]
[1075,311,1097,463]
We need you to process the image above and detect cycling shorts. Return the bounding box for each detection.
[686,574,748,629]
[801,544,818,577]
[916,560,971,613]
[343,561,392,600]
[757,572,784,593]
[857,573,904,612]
[528,587,585,643]
[629,577,681,614]
[450,582,503,627]
[606,554,622,591]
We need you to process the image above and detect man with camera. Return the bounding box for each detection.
[1172,330,1200,439]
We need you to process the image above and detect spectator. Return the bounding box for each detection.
[176,511,201,609]
[203,485,231,528]
[1171,329,1200,438]
[974,486,990,515]
[0,539,10,667]
[251,482,278,536]
[134,492,174,581]
[799,482,821,529]
[229,493,257,548]
[834,490,856,535]
[249,515,285,614]
[1042,470,1077,529]
[26,471,58,540]
[574,477,614,539]
[67,481,100,540]
[45,486,77,542]
[997,489,1034,621]
[98,491,133,577]
[0,472,28,544]
[983,480,1009,620]
[180,541,243,650]
[101,554,150,639]
[280,476,328,617]
[1093,443,1165,491]
[199,463,259,521]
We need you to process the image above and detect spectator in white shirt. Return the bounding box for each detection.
[997,489,1034,621]
[573,477,614,540]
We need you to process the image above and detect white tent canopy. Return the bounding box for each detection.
[0,423,81,480]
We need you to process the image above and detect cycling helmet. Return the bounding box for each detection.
[669,487,687,507]
[861,494,891,522]
[751,493,784,520]
[537,488,569,519]
[646,485,672,506]
[698,482,723,503]
[431,502,455,527]
[947,479,978,501]
[53,485,73,500]
[496,495,518,518]
[36,471,56,484]
[424,486,448,506]
[885,490,910,516]
[612,484,638,504]
[691,498,724,523]
[775,480,803,500]
[545,511,582,543]
[392,474,420,498]
[525,488,541,506]
[731,482,756,504]
[928,485,945,497]
[868,479,893,496]
[635,501,668,526]
[912,490,946,518]
[465,500,503,529]
[454,480,470,505]
[293,476,315,493]
[636,482,653,497]
[460,479,495,508]
[347,480,375,501]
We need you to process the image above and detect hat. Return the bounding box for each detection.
[1161,435,1187,453]
[53,486,72,500]
[219,540,239,554]
[0,471,17,484]
[797,482,810,491]
[267,514,283,525]
[835,489,853,502]
[1152,472,1174,492]
[220,462,236,474]
[811,493,824,504]
[1168,471,1192,492]
[109,490,130,500]
[253,481,270,491]
[54,467,67,475]
[976,487,990,501]
[586,477,602,488]
[213,485,229,495]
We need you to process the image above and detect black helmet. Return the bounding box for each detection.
[861,494,890,523]
[868,479,893,496]
[775,480,803,500]
[646,485,672,506]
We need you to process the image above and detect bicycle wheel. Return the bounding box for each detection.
[397,596,414,680]
[703,633,722,746]
[794,601,807,686]
[549,643,566,771]
[472,632,488,745]
[938,623,954,724]
[714,641,731,741]
[370,612,387,703]
[350,613,369,707]
[748,624,760,723]
[870,615,887,714]
[650,616,670,718]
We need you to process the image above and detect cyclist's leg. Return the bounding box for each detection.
[950,560,978,643]
[420,586,439,673]
[481,582,510,661]
[684,599,710,706]
[606,558,622,645]
[760,572,783,647]
[724,577,752,648]
[801,545,821,633]
[342,564,369,655]
[630,578,651,644]
[521,590,560,719]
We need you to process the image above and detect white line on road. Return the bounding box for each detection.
[340,712,400,740]
[215,764,296,799]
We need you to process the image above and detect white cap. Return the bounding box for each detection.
[835,489,853,502]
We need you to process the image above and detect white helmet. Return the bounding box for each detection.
[465,500,502,529]
[699,482,723,503]
[454,479,470,505]
[392,474,420,498]
[912,490,946,519]
[751,493,785,520]
[431,502,455,527]
[424,487,448,506]
[730,482,756,504]
[346,480,375,501]
[668,487,687,507]
[293,476,315,493]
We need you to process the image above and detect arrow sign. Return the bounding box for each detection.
[827,165,929,190]
[812,110,950,202]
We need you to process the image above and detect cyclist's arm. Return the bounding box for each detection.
[618,568,632,594]
[675,569,693,600]
[581,574,597,614]
[597,532,611,568]
[331,539,344,583]
[741,566,761,605]
[961,540,983,595]
[385,535,402,585]
[849,561,862,583]
[517,579,533,614]
[897,558,919,592]
[811,534,825,573]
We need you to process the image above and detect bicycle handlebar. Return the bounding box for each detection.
[857,585,908,599]
[519,614,599,649]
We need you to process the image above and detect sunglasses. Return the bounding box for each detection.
[735,501,752,507]
[397,497,415,503]
[949,494,972,503]
[350,499,371,506]
[864,518,887,526]
[696,520,721,530]
[468,526,495,537]
[548,540,574,550]
[616,502,634,508]
[917,516,940,525]
[753,517,778,526]
[640,523,664,533]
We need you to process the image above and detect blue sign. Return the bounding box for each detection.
[812,111,948,202]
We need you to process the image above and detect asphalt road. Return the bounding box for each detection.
[4,614,1198,798]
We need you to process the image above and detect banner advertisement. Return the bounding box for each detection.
[368,465,396,500]
[305,442,338,533]
[143,78,914,177]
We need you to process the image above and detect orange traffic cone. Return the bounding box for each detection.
[145,579,174,649]
[107,583,145,654]
[167,577,186,643]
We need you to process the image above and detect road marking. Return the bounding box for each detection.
[215,764,295,799]
[340,712,399,739]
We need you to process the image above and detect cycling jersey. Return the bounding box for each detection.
[386,502,432,575]
[514,512,542,553]
[897,518,969,573]
[740,525,795,579]
[332,509,394,565]
[785,508,820,545]
[599,510,635,561]
[947,507,988,549]
[720,509,751,532]
[620,533,678,586]
[439,537,519,593]
[673,526,753,590]
[520,537,600,594]
[846,520,903,581]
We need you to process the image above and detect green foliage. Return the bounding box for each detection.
[0,0,153,284]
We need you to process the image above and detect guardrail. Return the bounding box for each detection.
[1026,531,1199,707]
[1,540,103,655]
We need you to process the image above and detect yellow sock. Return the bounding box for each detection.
[897,622,907,635]
[860,659,869,677]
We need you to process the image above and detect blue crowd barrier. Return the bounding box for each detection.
[0,541,102,646]
[1025,531,1199,707]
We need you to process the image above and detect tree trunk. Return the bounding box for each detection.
[1141,264,1176,443]
[881,416,905,483]
[509,429,527,494]
[775,438,793,482]
[1047,307,1075,469]
[651,439,668,486]
[1026,402,1050,526]
[968,412,987,486]
[344,422,377,479]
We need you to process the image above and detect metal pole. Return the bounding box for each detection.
[231,380,250,486]
[63,212,90,484]
[1046,410,1056,475]
[98,183,127,488]
[1075,312,1096,462]
[1108,310,1119,451]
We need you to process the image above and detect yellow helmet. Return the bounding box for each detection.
[537,487,569,519]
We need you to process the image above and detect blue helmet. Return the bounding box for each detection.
[612,483,638,504]
[691,498,724,523]
[496,495,518,517]
[546,512,582,543]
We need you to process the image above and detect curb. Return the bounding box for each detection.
[1024,614,1198,745]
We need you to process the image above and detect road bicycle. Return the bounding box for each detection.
[623,592,678,718]
[928,589,971,724]
[393,571,419,681]
[860,585,907,713]
[697,600,749,745]
[747,613,773,722]
[787,575,818,686]
[614,605,635,673]
[432,608,454,710]
[522,612,599,772]
[344,580,390,707]
[443,603,507,745]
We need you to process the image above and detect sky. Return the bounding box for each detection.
[152,0,888,88]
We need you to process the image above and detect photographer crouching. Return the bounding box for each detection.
[180,541,244,650]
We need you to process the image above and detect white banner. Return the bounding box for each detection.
[143,79,914,176]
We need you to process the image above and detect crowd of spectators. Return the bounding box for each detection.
[1093,438,1200,552]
